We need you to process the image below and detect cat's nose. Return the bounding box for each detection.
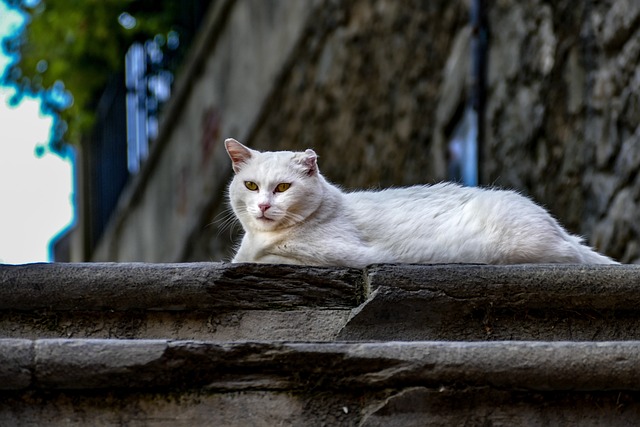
[259,203,271,213]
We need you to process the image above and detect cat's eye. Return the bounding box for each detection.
[275,183,291,193]
[244,181,258,191]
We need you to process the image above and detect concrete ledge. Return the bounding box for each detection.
[341,264,640,340]
[3,262,638,312]
[0,262,363,311]
[2,263,640,341]
[2,339,640,392]
[0,339,32,390]
[366,264,640,308]
[0,262,361,341]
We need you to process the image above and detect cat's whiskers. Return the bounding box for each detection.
[212,207,242,239]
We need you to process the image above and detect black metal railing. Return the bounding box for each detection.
[79,1,213,258]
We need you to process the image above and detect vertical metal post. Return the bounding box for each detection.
[471,0,488,185]
[125,43,148,174]
[447,0,488,187]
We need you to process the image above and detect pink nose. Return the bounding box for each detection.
[259,203,271,213]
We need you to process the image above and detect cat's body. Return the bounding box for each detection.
[225,139,617,268]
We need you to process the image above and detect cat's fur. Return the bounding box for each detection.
[225,138,617,267]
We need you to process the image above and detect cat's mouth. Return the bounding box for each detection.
[257,215,275,222]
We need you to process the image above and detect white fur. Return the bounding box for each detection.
[224,139,617,268]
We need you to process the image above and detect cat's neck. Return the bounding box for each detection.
[291,175,344,229]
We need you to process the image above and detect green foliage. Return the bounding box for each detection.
[3,0,185,153]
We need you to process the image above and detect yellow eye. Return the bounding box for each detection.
[275,183,291,193]
[244,181,258,191]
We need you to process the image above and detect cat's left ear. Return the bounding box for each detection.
[225,138,254,173]
[299,149,318,176]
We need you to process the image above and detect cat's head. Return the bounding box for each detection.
[225,138,324,232]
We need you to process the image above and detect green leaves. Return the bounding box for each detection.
[3,0,184,152]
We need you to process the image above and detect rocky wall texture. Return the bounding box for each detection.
[248,0,469,187]
[483,0,640,263]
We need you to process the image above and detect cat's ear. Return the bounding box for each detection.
[299,149,318,176]
[225,138,254,173]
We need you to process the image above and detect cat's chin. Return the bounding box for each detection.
[251,216,281,231]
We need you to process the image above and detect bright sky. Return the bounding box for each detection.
[0,1,74,264]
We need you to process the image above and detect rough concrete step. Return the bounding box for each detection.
[344,263,640,341]
[2,263,640,341]
[2,338,640,425]
[0,262,361,340]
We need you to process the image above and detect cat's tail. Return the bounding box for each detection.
[572,237,619,264]
[579,248,619,264]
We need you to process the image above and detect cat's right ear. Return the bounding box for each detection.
[225,138,253,173]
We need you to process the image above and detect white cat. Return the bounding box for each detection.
[224,138,617,267]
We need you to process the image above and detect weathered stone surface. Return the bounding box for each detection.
[3,263,640,341]
[0,262,359,341]
[361,387,640,427]
[483,0,640,263]
[1,339,640,392]
[35,339,168,389]
[0,309,350,341]
[6,338,640,425]
[3,387,640,426]
[0,390,330,427]
[2,262,640,424]
[600,0,640,50]
[0,262,362,310]
[366,264,640,307]
[340,264,640,341]
[0,339,32,390]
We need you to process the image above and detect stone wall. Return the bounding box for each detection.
[483,0,640,263]
[247,0,469,187]
[94,0,639,263]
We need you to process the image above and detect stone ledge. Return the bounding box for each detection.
[2,262,638,312]
[366,264,640,308]
[2,263,640,341]
[3,339,640,392]
[342,264,640,340]
[0,262,363,311]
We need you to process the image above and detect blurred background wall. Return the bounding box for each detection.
[64,0,639,264]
